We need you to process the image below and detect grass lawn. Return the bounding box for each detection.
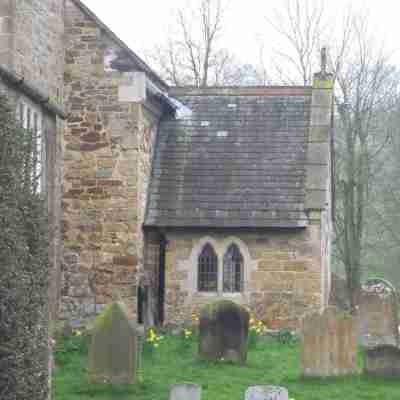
[53,333,400,400]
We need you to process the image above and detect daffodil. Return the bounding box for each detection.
[148,329,157,341]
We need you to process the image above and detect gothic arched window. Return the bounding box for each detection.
[198,243,218,292]
[223,244,243,292]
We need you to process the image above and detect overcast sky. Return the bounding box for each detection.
[81,0,400,69]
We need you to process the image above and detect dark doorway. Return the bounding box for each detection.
[137,285,145,324]
[157,235,167,325]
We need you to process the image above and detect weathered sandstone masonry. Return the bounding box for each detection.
[306,71,334,308]
[0,0,64,100]
[160,228,324,329]
[60,0,172,322]
[0,0,14,68]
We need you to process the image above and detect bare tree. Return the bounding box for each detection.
[359,103,400,285]
[266,1,400,309]
[333,18,400,308]
[266,0,326,85]
[148,0,263,87]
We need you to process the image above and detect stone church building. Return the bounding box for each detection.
[0,0,333,329]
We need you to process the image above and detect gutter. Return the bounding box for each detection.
[146,78,177,114]
[0,65,67,119]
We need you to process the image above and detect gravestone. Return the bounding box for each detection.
[245,386,289,400]
[199,300,249,365]
[364,345,400,378]
[358,278,399,347]
[301,306,357,377]
[88,301,138,384]
[170,384,202,400]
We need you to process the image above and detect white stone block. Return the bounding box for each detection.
[170,383,202,400]
[245,386,289,400]
[118,72,146,102]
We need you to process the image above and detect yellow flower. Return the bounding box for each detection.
[75,330,82,336]
[148,329,157,340]
[154,343,159,348]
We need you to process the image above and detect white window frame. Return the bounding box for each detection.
[17,99,45,193]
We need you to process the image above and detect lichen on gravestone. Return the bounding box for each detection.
[358,278,399,348]
[198,300,249,365]
[245,386,289,400]
[88,301,139,384]
[301,306,358,377]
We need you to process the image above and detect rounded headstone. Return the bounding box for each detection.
[358,278,399,348]
[199,300,249,364]
[245,386,289,400]
[88,301,139,384]
[170,384,202,400]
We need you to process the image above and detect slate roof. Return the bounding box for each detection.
[145,87,312,228]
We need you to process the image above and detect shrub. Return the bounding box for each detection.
[0,94,49,400]
[54,330,90,366]
[277,328,298,345]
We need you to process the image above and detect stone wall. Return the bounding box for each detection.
[320,209,331,307]
[0,0,65,101]
[0,0,14,68]
[61,0,163,323]
[160,220,325,329]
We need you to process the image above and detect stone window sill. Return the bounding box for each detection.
[195,291,243,297]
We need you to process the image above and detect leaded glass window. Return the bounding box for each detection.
[223,244,243,292]
[198,243,218,292]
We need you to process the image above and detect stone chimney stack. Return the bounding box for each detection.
[305,48,334,211]
[321,47,327,76]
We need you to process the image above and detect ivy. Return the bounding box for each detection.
[0,94,49,400]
